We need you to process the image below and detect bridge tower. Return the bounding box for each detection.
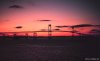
[48,24,52,37]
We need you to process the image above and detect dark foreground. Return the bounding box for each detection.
[0,36,99,61]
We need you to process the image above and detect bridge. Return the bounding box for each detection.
[0,30,75,37]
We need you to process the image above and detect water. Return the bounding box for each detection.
[0,36,99,61]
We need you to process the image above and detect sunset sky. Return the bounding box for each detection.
[0,0,100,36]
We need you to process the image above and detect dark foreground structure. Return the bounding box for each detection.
[0,36,99,61]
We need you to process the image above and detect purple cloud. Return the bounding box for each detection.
[9,5,23,8]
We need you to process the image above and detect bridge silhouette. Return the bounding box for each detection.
[0,24,90,37]
[0,30,75,37]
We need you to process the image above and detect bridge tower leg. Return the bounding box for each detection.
[48,24,52,38]
[33,32,37,37]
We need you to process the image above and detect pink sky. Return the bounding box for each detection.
[0,0,99,36]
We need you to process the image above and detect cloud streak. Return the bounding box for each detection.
[55,25,69,28]
[71,24,94,28]
[37,20,51,22]
[9,5,23,8]
[53,29,60,31]
[15,26,23,29]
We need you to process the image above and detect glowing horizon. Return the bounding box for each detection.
[0,0,100,36]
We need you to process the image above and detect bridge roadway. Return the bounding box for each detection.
[0,31,75,36]
[0,31,73,33]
